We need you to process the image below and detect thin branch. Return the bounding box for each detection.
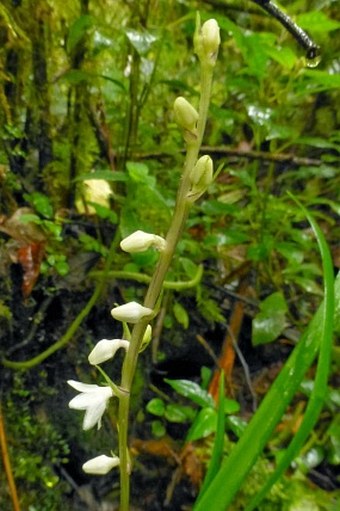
[136,146,323,167]
[250,0,320,59]
[0,403,21,511]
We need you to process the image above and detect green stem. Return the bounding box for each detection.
[89,265,203,290]
[118,59,215,511]
[1,230,120,371]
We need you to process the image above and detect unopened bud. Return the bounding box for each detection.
[88,339,129,365]
[82,454,120,475]
[111,301,153,324]
[139,324,152,353]
[120,230,166,253]
[194,16,220,66]
[188,155,213,201]
[174,97,199,132]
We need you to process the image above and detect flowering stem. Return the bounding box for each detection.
[118,57,215,510]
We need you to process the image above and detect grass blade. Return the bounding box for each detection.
[194,267,338,510]
[245,199,335,510]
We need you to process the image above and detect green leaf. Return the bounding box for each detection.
[126,161,155,187]
[201,200,235,216]
[151,420,166,438]
[164,404,195,423]
[260,292,288,315]
[54,259,69,276]
[186,407,217,442]
[276,242,304,265]
[173,302,189,329]
[204,230,249,247]
[165,379,214,408]
[301,70,340,92]
[196,374,225,503]
[146,398,165,417]
[224,398,240,415]
[327,416,340,464]
[60,69,91,85]
[225,416,248,438]
[180,258,199,279]
[24,192,53,219]
[67,15,94,54]
[296,11,340,33]
[75,170,128,182]
[252,292,288,346]
[19,213,42,224]
[264,45,297,69]
[293,276,324,296]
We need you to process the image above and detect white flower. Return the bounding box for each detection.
[68,380,114,430]
[120,230,166,253]
[82,454,120,475]
[111,301,153,324]
[88,338,129,365]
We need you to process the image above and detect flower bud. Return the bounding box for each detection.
[194,17,220,66]
[88,339,129,365]
[120,230,166,253]
[139,324,152,353]
[82,454,120,475]
[174,97,199,132]
[111,301,153,324]
[188,155,213,200]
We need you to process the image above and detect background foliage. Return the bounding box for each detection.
[0,0,339,509]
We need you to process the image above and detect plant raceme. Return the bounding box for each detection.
[67,15,220,508]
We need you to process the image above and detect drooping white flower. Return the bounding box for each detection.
[88,338,129,365]
[82,454,120,475]
[68,380,114,430]
[111,301,153,324]
[120,230,166,253]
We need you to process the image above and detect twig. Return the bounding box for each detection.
[209,280,248,400]
[250,0,320,59]
[136,146,323,167]
[226,324,257,412]
[0,403,21,511]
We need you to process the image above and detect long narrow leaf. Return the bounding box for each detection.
[196,372,225,503]
[245,200,335,510]
[194,271,340,511]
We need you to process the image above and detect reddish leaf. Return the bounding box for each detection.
[17,243,45,298]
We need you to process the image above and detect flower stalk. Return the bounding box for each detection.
[67,16,220,511]
[117,17,220,510]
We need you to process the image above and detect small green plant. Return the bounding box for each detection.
[147,374,240,442]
